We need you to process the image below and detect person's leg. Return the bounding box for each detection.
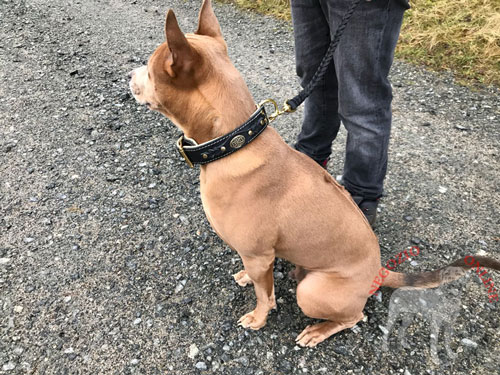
[291,0,341,165]
[324,0,406,199]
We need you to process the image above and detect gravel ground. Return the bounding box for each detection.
[1,0,499,374]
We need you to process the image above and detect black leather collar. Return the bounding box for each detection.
[176,105,269,167]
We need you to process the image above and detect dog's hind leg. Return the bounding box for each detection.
[295,271,365,347]
[237,254,276,330]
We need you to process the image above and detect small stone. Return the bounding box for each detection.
[130,359,139,365]
[333,346,349,356]
[188,344,199,359]
[421,122,431,127]
[222,345,230,351]
[461,338,478,348]
[106,175,119,182]
[410,237,421,245]
[279,360,292,372]
[273,271,284,280]
[404,370,412,375]
[2,362,16,371]
[41,218,52,225]
[69,69,79,76]
[477,249,487,256]
[4,144,16,152]
[13,347,24,355]
[120,92,131,101]
[109,123,122,131]
[454,124,469,131]
[221,321,231,331]
[350,325,361,334]
[64,296,72,303]
[235,356,249,366]
[13,305,23,313]
[64,347,74,354]
[403,215,414,222]
[438,186,448,193]
[24,237,34,243]
[195,362,207,370]
[378,325,389,335]
[175,280,186,293]
[0,258,11,265]
[133,318,142,325]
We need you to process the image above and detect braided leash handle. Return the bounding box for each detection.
[286,0,362,111]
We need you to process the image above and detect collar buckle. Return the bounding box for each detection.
[176,136,194,168]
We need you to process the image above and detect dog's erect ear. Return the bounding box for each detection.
[164,9,195,77]
[196,0,223,39]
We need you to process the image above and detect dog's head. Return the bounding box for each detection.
[129,0,255,142]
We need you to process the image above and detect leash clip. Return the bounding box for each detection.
[176,135,194,168]
[259,98,296,123]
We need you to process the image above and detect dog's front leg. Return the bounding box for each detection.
[238,254,276,330]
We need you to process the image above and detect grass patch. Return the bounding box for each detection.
[217,0,500,87]
[217,0,291,21]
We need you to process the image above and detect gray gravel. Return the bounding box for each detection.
[1,0,499,374]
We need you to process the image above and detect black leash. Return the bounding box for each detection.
[261,0,362,119]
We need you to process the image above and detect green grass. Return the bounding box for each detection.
[217,0,500,87]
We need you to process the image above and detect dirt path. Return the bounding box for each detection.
[1,0,499,374]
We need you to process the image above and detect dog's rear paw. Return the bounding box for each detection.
[296,320,352,348]
[233,270,253,287]
[296,324,330,348]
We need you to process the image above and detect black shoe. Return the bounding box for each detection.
[351,195,379,227]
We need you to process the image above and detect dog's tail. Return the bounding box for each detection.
[381,255,500,290]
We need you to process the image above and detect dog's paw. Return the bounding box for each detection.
[238,310,267,330]
[296,325,328,348]
[296,321,343,348]
[233,270,253,287]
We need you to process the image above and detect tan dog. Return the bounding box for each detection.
[129,0,500,347]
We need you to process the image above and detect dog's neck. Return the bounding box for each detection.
[173,47,256,144]
[182,98,255,145]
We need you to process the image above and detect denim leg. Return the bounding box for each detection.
[291,0,341,162]
[323,0,406,199]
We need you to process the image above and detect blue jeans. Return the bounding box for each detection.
[291,0,407,200]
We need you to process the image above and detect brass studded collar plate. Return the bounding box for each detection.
[176,105,269,167]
